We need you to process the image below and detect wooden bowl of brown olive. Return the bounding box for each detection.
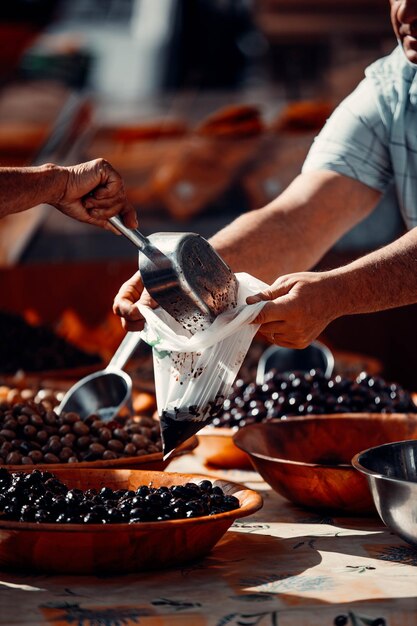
[0,397,196,471]
[0,467,262,574]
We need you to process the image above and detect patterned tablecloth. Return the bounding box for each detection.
[0,452,416,626]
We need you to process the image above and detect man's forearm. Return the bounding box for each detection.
[0,164,67,218]
[328,227,417,316]
[210,170,380,283]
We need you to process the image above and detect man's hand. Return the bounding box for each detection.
[113,271,157,331]
[53,158,138,230]
[247,271,340,348]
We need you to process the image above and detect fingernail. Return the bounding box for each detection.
[247,295,262,304]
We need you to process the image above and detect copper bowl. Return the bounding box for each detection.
[196,426,252,469]
[0,468,263,574]
[233,414,417,514]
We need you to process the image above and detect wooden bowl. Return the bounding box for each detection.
[4,436,198,472]
[0,468,262,574]
[233,414,417,514]
[197,426,252,469]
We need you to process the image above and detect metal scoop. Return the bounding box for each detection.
[57,331,141,421]
[109,216,238,332]
[57,218,238,421]
[256,340,335,384]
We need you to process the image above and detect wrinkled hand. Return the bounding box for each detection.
[113,271,157,331]
[53,158,137,230]
[247,271,340,348]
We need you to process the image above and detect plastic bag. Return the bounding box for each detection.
[138,272,268,458]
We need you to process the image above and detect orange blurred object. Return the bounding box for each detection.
[271,100,334,133]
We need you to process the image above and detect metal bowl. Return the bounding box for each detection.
[352,440,417,547]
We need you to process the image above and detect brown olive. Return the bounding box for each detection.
[62,412,79,424]
[89,442,105,455]
[17,414,29,426]
[47,439,62,454]
[61,434,75,448]
[23,424,37,439]
[131,433,147,447]
[124,443,137,456]
[1,442,12,454]
[28,450,43,463]
[76,436,90,450]
[0,429,15,441]
[59,447,73,462]
[113,428,128,441]
[6,451,22,464]
[102,450,118,460]
[107,439,124,452]
[44,410,57,425]
[36,430,49,443]
[43,452,60,464]
[30,414,44,427]
[73,421,90,436]
[4,419,17,431]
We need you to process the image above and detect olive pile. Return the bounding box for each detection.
[0,399,162,465]
[212,370,417,429]
[0,468,240,523]
[0,311,101,374]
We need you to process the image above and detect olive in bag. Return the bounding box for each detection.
[138,273,268,457]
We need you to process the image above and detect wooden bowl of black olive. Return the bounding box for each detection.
[196,369,417,470]
[0,467,262,574]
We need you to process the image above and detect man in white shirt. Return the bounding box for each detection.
[113,0,417,349]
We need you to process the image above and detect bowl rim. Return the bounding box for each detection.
[352,438,417,486]
[232,415,417,470]
[0,469,263,532]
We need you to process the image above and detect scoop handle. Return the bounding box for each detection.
[106,331,142,372]
[108,215,150,251]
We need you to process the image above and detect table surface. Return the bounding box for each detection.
[0,453,416,626]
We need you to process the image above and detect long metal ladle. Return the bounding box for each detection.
[57,331,141,421]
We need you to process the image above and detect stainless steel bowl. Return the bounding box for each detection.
[352,440,417,547]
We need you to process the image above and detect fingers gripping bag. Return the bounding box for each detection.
[138,272,268,458]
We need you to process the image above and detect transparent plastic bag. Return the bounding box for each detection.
[138,272,268,458]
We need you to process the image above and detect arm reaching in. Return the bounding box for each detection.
[248,226,417,348]
[209,170,381,283]
[112,169,381,329]
[0,158,137,229]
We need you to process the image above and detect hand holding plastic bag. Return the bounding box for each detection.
[138,273,268,457]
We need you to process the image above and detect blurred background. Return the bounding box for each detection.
[1,0,416,391]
